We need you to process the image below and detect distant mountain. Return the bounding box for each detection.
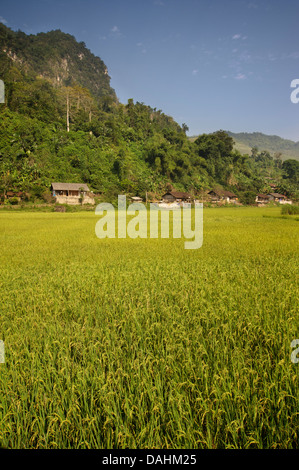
[0,23,116,100]
[226,131,299,161]
[189,131,299,161]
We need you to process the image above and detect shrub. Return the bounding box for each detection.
[42,190,55,204]
[8,196,19,205]
[281,204,299,215]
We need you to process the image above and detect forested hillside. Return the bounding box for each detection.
[227,131,299,162]
[0,23,298,205]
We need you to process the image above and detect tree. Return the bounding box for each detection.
[181,123,189,134]
[251,146,259,159]
[282,159,299,184]
[274,152,283,169]
[0,167,13,199]
[238,190,256,205]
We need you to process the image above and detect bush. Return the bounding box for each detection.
[42,190,55,204]
[8,197,19,205]
[281,204,299,215]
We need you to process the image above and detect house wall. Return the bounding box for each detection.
[55,195,95,205]
[162,194,176,203]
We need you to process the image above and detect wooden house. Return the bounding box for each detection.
[51,183,95,205]
[267,193,292,205]
[1,191,24,203]
[208,189,238,204]
[130,196,143,203]
[161,190,192,203]
[267,193,287,203]
[255,194,271,204]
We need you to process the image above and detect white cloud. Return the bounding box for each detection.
[137,42,147,54]
[234,73,247,80]
[192,69,198,76]
[110,25,123,38]
[287,51,299,60]
[232,34,247,41]
[0,16,8,24]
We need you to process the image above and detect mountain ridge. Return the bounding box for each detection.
[0,23,117,100]
[189,131,299,161]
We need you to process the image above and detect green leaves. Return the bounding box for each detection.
[0,23,297,202]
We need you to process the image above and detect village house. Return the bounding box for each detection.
[161,190,192,204]
[208,189,238,204]
[0,190,25,204]
[267,193,292,204]
[5,191,24,201]
[255,194,272,205]
[130,196,143,203]
[256,192,292,205]
[51,183,95,205]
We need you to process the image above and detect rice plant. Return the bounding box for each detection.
[0,206,298,448]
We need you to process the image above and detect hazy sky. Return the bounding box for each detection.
[1,0,299,140]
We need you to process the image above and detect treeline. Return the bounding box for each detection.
[0,24,298,204]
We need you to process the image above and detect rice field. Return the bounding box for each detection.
[0,206,298,449]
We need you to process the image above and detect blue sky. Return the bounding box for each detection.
[1,0,299,140]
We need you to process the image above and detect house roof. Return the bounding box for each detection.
[208,189,238,198]
[6,191,24,197]
[51,183,90,192]
[257,194,271,198]
[163,191,192,199]
[269,193,286,198]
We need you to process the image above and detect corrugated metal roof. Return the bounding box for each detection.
[51,183,90,192]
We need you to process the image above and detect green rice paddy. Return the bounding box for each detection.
[0,206,298,448]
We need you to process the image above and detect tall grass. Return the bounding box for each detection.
[0,207,298,448]
[281,204,299,215]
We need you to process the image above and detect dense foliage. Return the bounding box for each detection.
[0,23,298,203]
